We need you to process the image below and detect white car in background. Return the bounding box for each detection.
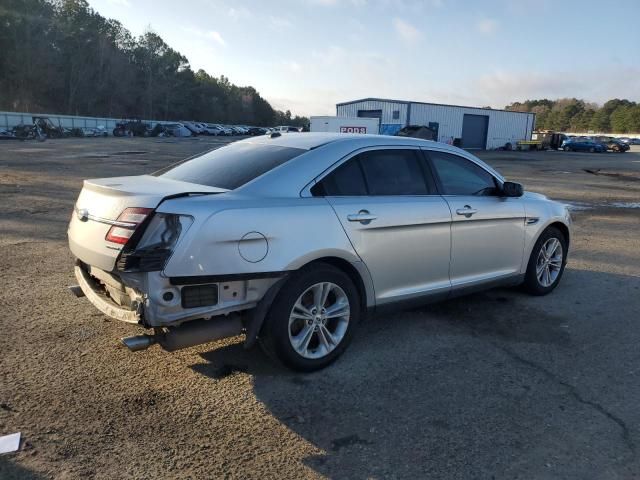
[181,121,206,135]
[212,124,233,135]
[202,124,224,136]
[274,126,301,133]
[162,123,192,137]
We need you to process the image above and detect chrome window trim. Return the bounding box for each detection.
[421,147,506,197]
[420,146,505,185]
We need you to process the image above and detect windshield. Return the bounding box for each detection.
[154,141,305,189]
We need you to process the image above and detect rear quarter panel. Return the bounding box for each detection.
[161,196,361,277]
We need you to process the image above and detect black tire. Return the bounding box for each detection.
[589,147,595,153]
[522,226,567,296]
[260,263,360,371]
[563,146,570,152]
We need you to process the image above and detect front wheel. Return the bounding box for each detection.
[522,227,567,295]
[589,147,595,153]
[563,146,570,152]
[260,264,360,371]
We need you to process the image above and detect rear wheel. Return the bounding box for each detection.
[523,227,567,295]
[260,263,360,371]
[589,147,595,153]
[563,146,571,152]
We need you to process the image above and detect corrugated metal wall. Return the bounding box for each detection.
[337,100,408,135]
[411,103,534,149]
[0,111,166,133]
[337,100,535,149]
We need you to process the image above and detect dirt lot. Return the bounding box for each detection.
[1,137,639,479]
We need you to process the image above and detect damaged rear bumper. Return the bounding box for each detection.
[73,261,286,330]
[74,264,141,323]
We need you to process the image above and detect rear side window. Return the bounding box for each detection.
[311,149,430,196]
[155,142,305,189]
[429,151,497,196]
[312,158,367,196]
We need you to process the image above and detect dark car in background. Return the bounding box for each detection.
[561,138,607,153]
[247,127,268,136]
[594,136,630,153]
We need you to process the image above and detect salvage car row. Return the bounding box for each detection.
[561,135,634,153]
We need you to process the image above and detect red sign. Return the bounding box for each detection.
[340,126,367,134]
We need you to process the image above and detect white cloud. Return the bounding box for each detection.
[392,18,423,43]
[270,15,293,30]
[476,18,498,34]
[181,27,226,47]
[473,67,640,107]
[308,0,368,5]
[106,0,130,6]
[227,6,251,21]
[284,60,302,73]
[312,45,346,66]
[206,31,226,47]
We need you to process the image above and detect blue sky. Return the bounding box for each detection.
[88,0,640,116]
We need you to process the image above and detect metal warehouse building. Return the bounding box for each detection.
[336,98,535,150]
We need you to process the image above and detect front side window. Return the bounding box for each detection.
[429,151,497,196]
[155,142,305,190]
[358,150,428,195]
[311,149,430,196]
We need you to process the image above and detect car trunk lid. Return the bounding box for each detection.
[68,175,226,271]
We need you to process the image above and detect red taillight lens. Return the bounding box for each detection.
[105,207,153,245]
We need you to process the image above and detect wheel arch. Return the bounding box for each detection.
[521,219,571,274]
[301,256,372,316]
[244,255,374,349]
[548,221,570,249]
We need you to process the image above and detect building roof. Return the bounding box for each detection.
[336,97,533,116]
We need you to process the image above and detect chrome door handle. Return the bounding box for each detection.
[456,205,478,218]
[347,210,377,224]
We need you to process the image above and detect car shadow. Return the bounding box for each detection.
[0,457,46,480]
[191,267,640,479]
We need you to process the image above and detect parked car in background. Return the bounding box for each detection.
[201,124,223,136]
[274,126,301,133]
[247,127,268,136]
[561,138,607,153]
[181,121,205,135]
[594,136,630,152]
[162,123,192,137]
[227,126,247,135]
[68,133,571,371]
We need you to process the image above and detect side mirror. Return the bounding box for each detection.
[501,181,524,197]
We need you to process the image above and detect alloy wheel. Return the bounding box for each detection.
[288,282,350,359]
[536,238,563,287]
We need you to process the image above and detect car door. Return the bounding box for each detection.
[425,149,525,288]
[311,147,452,304]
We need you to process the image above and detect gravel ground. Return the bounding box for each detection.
[1,137,639,479]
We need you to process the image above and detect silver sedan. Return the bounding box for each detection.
[68,133,571,371]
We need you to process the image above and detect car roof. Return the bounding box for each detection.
[241,132,466,153]
[232,133,504,197]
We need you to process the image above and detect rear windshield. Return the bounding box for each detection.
[154,142,305,189]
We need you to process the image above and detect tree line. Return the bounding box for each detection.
[0,0,308,127]
[505,98,640,133]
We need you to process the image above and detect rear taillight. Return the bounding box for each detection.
[105,207,153,245]
[116,213,193,272]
